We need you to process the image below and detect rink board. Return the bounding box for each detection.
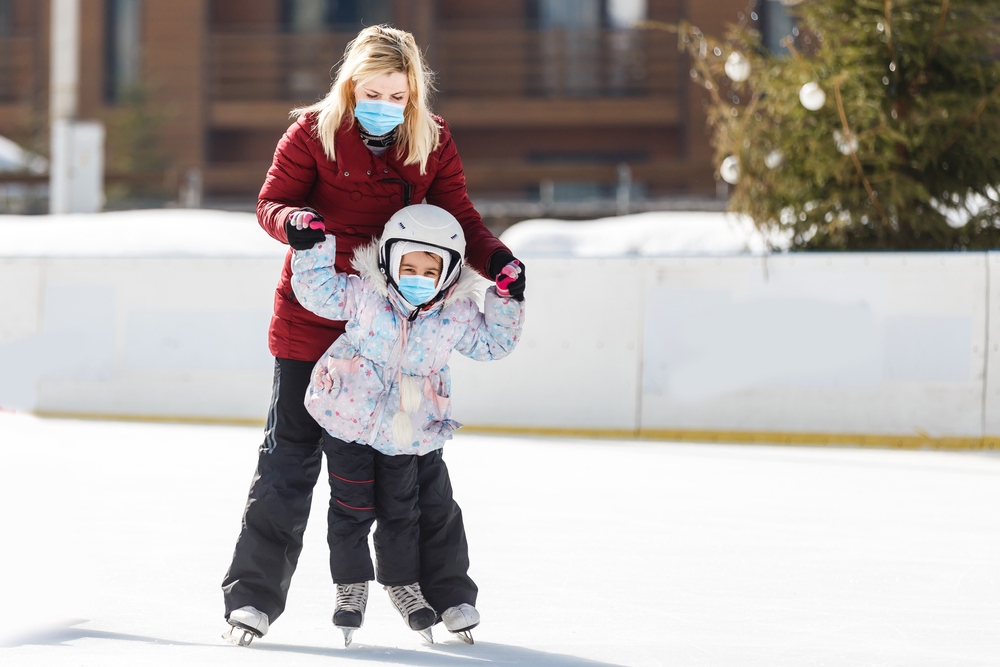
[1,251,998,445]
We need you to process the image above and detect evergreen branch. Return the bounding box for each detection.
[940,82,1000,153]
[781,37,814,81]
[635,20,679,36]
[833,75,890,228]
[927,0,950,65]
[884,0,894,59]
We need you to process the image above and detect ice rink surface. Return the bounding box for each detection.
[1,412,998,666]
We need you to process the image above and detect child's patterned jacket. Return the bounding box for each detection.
[291,234,524,456]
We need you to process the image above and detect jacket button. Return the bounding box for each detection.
[366,170,371,175]
[344,171,349,176]
[350,191,362,201]
[344,227,357,235]
[383,168,389,173]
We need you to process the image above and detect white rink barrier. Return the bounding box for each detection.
[2,252,999,448]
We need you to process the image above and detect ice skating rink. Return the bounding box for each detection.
[1,412,998,666]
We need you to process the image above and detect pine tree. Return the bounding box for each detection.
[646,0,1000,250]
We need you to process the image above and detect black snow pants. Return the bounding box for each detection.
[324,435,421,586]
[221,358,477,623]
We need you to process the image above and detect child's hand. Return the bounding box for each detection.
[495,260,523,300]
[286,207,326,250]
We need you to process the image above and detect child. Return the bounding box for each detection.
[289,203,524,646]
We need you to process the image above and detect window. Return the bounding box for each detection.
[105,0,142,102]
[0,0,11,37]
[280,0,392,33]
[528,0,649,96]
[760,0,796,55]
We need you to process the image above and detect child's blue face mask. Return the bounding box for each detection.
[398,275,437,305]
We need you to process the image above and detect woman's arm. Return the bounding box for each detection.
[454,289,525,362]
[257,115,322,245]
[290,234,362,321]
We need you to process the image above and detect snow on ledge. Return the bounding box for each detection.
[499,210,788,258]
[0,209,287,259]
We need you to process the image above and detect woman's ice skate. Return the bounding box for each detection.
[223,605,269,646]
[385,583,437,642]
[441,603,480,644]
[333,582,369,647]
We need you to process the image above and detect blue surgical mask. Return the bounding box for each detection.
[398,275,437,305]
[354,99,405,136]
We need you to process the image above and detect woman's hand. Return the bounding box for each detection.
[286,208,326,250]
[488,251,526,301]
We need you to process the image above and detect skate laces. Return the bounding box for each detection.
[336,582,369,612]
[386,583,433,616]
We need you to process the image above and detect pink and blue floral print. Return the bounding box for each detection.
[291,234,524,456]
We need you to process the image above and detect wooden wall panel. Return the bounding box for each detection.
[210,0,279,30]
[143,0,207,169]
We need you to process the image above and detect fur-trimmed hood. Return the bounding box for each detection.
[350,239,491,308]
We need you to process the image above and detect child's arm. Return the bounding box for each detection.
[454,287,525,361]
[290,234,362,321]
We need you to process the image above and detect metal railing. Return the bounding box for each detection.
[209,28,680,101]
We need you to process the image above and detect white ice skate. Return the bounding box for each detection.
[385,583,437,643]
[223,605,269,646]
[441,603,479,644]
[332,581,369,647]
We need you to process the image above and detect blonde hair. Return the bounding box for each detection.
[294,25,440,174]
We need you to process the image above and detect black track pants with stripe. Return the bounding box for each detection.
[221,358,477,623]
[324,435,420,586]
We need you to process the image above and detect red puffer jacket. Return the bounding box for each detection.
[258,112,510,362]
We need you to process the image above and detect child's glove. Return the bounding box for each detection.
[494,260,523,299]
[488,251,526,301]
[285,207,326,250]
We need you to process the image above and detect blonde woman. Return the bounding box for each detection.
[221,25,525,646]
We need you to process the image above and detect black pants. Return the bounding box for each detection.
[324,435,420,586]
[222,358,477,623]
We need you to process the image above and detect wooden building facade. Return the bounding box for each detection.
[0,0,751,209]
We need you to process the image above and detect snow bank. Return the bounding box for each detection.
[499,210,789,258]
[0,209,285,258]
[0,135,47,173]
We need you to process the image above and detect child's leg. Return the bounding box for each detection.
[415,449,478,612]
[372,452,421,586]
[322,434,377,583]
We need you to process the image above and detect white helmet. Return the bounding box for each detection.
[379,204,466,299]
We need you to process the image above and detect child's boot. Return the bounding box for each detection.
[333,581,369,647]
[385,583,437,642]
[442,603,480,644]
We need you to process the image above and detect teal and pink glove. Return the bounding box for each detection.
[495,260,523,299]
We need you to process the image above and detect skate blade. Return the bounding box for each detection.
[341,627,356,648]
[222,625,258,647]
[454,630,474,645]
[418,627,434,643]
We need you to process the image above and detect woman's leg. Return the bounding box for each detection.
[415,449,478,612]
[323,436,379,583]
[222,358,324,624]
[372,452,421,586]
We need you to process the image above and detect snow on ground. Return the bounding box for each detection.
[499,210,790,258]
[1,412,998,666]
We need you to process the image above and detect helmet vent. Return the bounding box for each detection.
[450,234,458,240]
[398,222,406,229]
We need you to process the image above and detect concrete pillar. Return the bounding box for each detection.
[49,0,104,214]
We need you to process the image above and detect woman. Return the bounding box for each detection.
[221,25,525,645]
